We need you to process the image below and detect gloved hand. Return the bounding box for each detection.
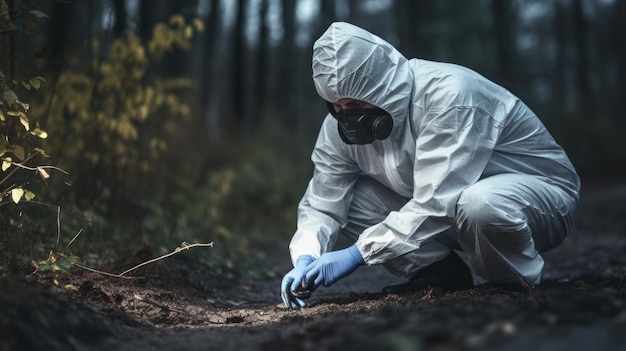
[303,244,365,291]
[281,255,315,309]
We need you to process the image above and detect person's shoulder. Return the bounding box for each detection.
[421,60,482,87]
[411,59,483,105]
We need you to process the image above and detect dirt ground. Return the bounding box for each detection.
[2,180,626,351]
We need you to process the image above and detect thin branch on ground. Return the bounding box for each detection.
[64,242,215,279]
[34,241,214,280]
[73,262,141,280]
[26,203,215,279]
[118,242,215,277]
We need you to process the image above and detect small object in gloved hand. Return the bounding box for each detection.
[291,283,311,299]
[281,255,316,309]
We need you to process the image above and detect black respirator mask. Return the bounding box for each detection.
[326,102,393,145]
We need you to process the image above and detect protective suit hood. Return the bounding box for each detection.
[312,22,412,133]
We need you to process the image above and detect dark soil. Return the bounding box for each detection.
[2,181,626,351]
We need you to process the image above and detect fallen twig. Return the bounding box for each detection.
[35,241,214,280]
[119,241,215,277]
[73,262,141,280]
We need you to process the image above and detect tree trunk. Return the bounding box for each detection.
[254,0,269,128]
[552,1,569,116]
[611,0,626,118]
[112,0,127,37]
[393,0,427,59]
[278,0,296,126]
[229,0,246,136]
[572,0,592,118]
[203,0,223,142]
[491,0,516,88]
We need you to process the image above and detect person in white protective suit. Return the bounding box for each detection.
[281,22,580,309]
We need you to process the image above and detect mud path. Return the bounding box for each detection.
[2,181,626,351]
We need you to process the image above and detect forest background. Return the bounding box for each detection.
[1,0,624,278]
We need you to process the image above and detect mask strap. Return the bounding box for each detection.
[326,101,338,117]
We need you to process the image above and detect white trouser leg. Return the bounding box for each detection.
[341,174,577,287]
[455,174,578,288]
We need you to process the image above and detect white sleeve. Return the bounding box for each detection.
[288,117,360,265]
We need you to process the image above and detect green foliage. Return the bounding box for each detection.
[0,0,64,274]
[0,0,47,77]
[0,71,59,206]
[149,15,205,60]
[35,250,81,274]
[39,15,202,212]
[0,72,56,206]
[1,9,310,278]
[139,136,312,277]
[0,0,55,207]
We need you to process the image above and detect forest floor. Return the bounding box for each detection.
[2,180,626,351]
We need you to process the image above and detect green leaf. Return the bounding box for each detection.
[37,263,52,272]
[29,9,49,18]
[29,78,41,89]
[9,145,25,160]
[11,188,24,204]
[57,259,73,270]
[192,18,204,32]
[30,128,48,139]
[6,111,29,130]
[21,81,31,90]
[24,190,35,201]
[18,113,29,131]
[1,157,11,171]
[34,147,50,157]
[2,89,18,105]
[51,263,70,273]
[37,167,49,179]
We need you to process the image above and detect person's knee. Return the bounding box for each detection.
[456,185,529,243]
[456,185,534,256]
[456,186,501,231]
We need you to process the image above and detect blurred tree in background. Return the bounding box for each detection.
[1,0,624,276]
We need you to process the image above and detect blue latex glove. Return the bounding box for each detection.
[303,244,365,290]
[281,255,315,309]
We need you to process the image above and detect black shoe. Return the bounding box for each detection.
[382,252,473,294]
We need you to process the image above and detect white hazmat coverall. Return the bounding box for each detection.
[289,22,580,289]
